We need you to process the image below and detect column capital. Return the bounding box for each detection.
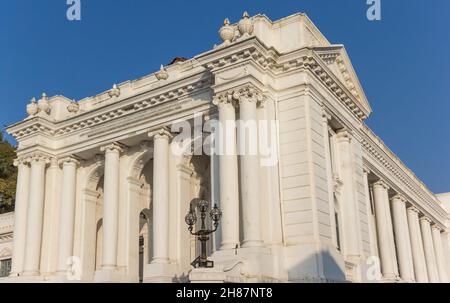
[26,152,51,165]
[100,142,126,154]
[431,224,442,232]
[391,194,407,204]
[149,127,173,140]
[13,157,31,166]
[419,216,432,224]
[407,206,421,214]
[372,179,390,190]
[58,156,81,167]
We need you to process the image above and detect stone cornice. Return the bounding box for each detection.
[199,37,368,122]
[7,74,212,142]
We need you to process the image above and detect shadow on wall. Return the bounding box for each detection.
[288,249,347,283]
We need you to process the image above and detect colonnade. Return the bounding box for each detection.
[365,174,449,283]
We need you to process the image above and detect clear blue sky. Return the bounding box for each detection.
[1,0,449,193]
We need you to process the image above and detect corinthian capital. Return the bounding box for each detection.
[58,156,81,167]
[212,85,264,107]
[100,142,126,153]
[13,157,30,167]
[391,194,407,204]
[27,152,51,164]
[372,179,389,190]
[149,127,172,140]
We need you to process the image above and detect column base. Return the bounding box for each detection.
[94,268,127,283]
[143,262,177,283]
[189,268,226,283]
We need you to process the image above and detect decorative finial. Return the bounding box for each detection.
[238,11,254,37]
[67,99,80,113]
[38,92,51,114]
[108,83,121,98]
[155,65,169,81]
[219,18,235,44]
[26,97,39,116]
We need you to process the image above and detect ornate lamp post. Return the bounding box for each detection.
[185,198,222,268]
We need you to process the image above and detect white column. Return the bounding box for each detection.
[56,157,79,274]
[371,180,399,280]
[100,143,124,269]
[23,154,49,276]
[151,129,171,264]
[213,94,239,250]
[362,169,378,258]
[237,89,263,248]
[431,225,448,282]
[9,158,30,276]
[406,207,429,282]
[420,217,439,282]
[390,194,415,282]
[336,130,360,259]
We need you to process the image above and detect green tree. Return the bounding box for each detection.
[0,131,17,213]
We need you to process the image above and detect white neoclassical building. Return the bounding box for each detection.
[3,12,450,283]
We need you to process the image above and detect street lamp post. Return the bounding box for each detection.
[185,198,222,268]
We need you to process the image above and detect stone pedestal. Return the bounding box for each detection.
[143,263,176,283]
[189,268,226,283]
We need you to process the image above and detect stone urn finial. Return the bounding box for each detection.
[38,92,51,114]
[26,97,39,116]
[238,11,254,37]
[67,99,80,113]
[155,65,169,81]
[219,18,235,44]
[108,84,121,98]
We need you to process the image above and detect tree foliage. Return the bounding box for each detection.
[0,131,17,214]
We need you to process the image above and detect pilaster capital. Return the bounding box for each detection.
[372,179,390,190]
[149,127,173,141]
[362,166,371,175]
[419,216,432,224]
[58,156,81,167]
[212,85,264,107]
[336,129,352,142]
[391,194,407,204]
[100,142,126,154]
[321,107,332,122]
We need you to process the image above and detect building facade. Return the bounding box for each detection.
[4,12,450,283]
[0,212,14,278]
